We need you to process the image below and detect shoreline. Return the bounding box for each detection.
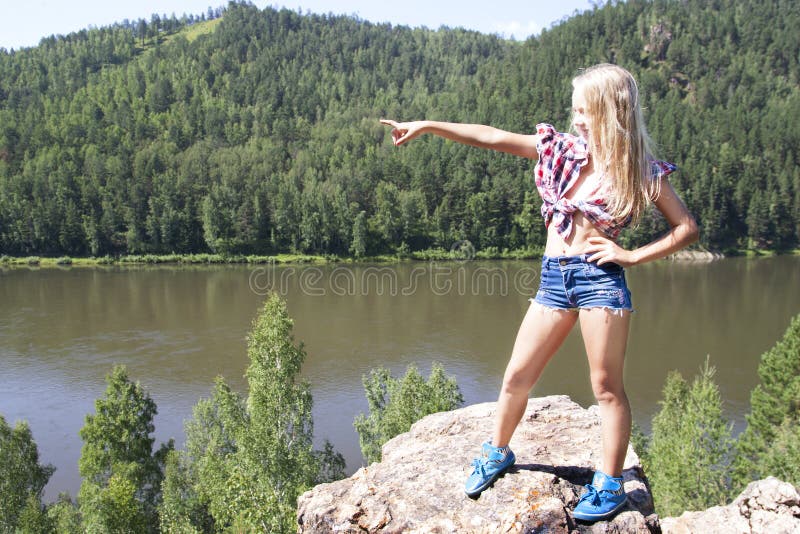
[0,248,543,268]
[1,248,797,268]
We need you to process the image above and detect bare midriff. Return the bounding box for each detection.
[542,157,612,257]
[543,212,609,257]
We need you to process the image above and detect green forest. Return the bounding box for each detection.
[0,0,798,259]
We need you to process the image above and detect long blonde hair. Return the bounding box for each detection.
[571,63,660,224]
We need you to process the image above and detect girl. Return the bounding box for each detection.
[380,63,698,522]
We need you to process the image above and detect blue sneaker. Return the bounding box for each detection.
[572,471,627,521]
[464,441,516,497]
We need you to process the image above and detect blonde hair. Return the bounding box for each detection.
[571,63,660,225]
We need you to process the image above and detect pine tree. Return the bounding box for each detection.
[758,419,800,486]
[640,359,734,517]
[733,314,800,490]
[2,1,800,256]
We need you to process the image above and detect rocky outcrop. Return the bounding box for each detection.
[661,477,800,534]
[297,395,658,533]
[667,249,724,262]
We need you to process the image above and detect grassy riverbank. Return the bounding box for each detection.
[1,246,797,268]
[0,247,543,267]
[736,248,800,257]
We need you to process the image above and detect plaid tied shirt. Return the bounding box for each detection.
[533,123,676,240]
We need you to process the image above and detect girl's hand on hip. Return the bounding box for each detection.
[585,237,636,267]
[380,119,426,146]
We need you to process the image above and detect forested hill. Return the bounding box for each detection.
[0,0,798,258]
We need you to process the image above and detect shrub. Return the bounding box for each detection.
[0,416,54,532]
[354,362,463,464]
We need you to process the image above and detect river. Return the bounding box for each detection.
[1,256,798,500]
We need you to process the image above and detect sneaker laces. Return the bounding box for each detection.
[578,484,601,506]
[470,456,489,476]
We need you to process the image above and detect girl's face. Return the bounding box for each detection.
[571,89,591,142]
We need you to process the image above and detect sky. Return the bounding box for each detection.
[0,0,596,51]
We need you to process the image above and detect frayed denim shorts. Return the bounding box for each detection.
[531,255,633,313]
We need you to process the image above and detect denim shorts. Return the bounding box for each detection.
[532,255,633,312]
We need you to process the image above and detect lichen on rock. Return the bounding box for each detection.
[297,395,658,533]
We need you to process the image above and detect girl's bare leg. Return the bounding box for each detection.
[492,303,578,447]
[578,308,632,477]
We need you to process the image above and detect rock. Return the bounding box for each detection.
[297,395,657,533]
[661,477,800,534]
[666,249,724,262]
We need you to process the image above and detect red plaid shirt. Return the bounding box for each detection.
[533,123,676,239]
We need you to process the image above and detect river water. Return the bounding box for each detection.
[1,256,798,500]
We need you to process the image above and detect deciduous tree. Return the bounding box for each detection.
[354,362,463,464]
[0,416,54,532]
[158,294,345,533]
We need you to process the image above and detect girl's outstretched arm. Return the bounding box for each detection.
[380,119,538,159]
[585,179,699,266]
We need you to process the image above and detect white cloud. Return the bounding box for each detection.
[490,19,543,40]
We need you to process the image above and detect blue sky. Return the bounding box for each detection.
[1,0,595,50]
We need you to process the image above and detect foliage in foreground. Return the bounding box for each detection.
[640,313,800,517]
[77,365,174,533]
[638,358,735,517]
[1,292,345,533]
[0,415,54,531]
[158,293,345,533]
[354,362,464,464]
[732,314,800,490]
[2,308,797,531]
